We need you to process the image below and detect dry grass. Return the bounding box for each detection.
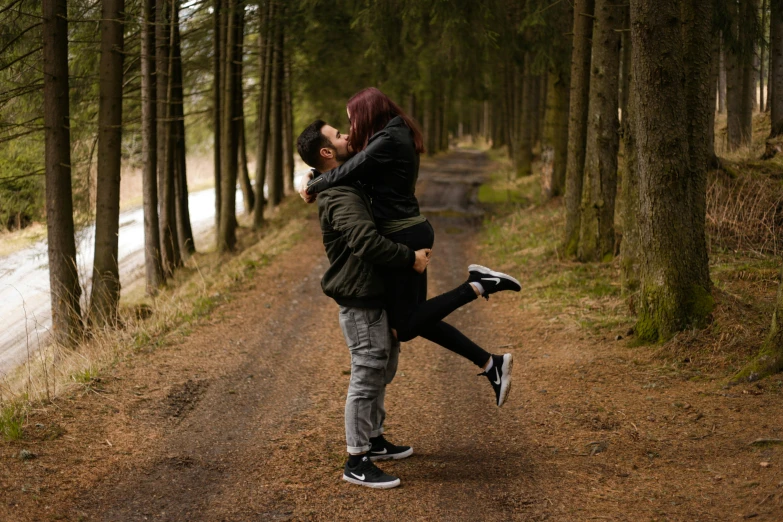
[0,222,46,257]
[0,196,314,423]
[706,170,783,257]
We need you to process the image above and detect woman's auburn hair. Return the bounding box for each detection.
[346,87,425,154]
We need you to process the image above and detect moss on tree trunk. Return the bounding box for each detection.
[732,266,783,383]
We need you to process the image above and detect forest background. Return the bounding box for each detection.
[1,0,783,410]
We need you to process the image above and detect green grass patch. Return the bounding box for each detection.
[0,404,24,441]
[72,367,98,385]
[479,165,630,337]
[478,184,528,204]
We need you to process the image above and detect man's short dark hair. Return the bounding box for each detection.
[297,119,331,170]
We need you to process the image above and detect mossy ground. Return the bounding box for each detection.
[477,154,631,339]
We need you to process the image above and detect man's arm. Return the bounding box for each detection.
[305,131,395,196]
[321,188,416,269]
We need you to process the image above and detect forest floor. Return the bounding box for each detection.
[2,150,783,521]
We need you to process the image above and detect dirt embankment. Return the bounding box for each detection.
[2,151,783,521]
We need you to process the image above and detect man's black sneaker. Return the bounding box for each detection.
[468,264,521,299]
[479,353,513,407]
[342,455,401,489]
[369,435,413,461]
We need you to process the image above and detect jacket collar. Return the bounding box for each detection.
[385,115,405,128]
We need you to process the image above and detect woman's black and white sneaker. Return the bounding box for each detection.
[369,435,413,461]
[342,455,401,489]
[479,353,513,407]
[468,264,521,299]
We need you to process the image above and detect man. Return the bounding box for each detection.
[296,119,428,489]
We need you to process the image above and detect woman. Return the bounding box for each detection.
[305,87,520,407]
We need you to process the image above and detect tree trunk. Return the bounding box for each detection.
[282,50,295,195]
[213,0,222,232]
[769,24,775,113]
[517,55,535,177]
[492,97,505,148]
[141,0,164,294]
[753,52,760,112]
[719,35,727,114]
[741,0,757,136]
[728,0,756,148]
[43,0,82,345]
[235,3,254,215]
[537,74,547,148]
[564,0,595,257]
[90,0,125,326]
[761,0,768,113]
[157,0,179,275]
[543,70,570,198]
[726,1,743,150]
[620,38,639,295]
[771,0,783,136]
[218,0,239,251]
[266,5,284,209]
[630,0,713,342]
[254,0,273,228]
[441,86,450,151]
[682,0,713,287]
[620,7,631,126]
[578,0,622,263]
[238,116,254,214]
[171,5,194,258]
[708,33,720,166]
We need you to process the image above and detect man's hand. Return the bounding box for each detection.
[413,248,432,273]
[298,170,317,204]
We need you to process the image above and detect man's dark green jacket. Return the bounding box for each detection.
[317,184,414,308]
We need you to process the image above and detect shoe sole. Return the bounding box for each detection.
[369,447,414,462]
[342,474,401,489]
[498,353,513,407]
[468,264,521,291]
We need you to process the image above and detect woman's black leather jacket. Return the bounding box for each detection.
[305,116,421,222]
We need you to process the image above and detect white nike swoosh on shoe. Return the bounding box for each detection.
[482,277,501,284]
[351,472,365,480]
[494,367,501,385]
[371,448,388,455]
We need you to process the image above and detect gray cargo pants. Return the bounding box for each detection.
[338,306,399,454]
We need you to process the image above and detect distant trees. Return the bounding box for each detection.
[578,0,622,263]
[564,0,595,257]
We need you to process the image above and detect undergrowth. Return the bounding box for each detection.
[479,135,781,380]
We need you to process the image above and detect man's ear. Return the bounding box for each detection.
[319,147,333,161]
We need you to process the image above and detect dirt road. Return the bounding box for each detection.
[3,151,783,521]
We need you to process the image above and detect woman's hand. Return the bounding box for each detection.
[298,170,317,204]
[413,248,432,273]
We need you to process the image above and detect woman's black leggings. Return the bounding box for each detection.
[383,221,491,368]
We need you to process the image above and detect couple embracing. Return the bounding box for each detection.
[295,87,521,489]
